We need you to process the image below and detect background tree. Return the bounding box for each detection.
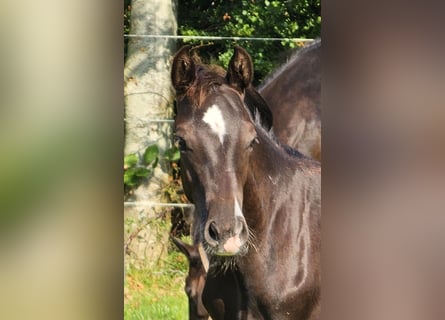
[177,0,321,85]
[123,0,177,268]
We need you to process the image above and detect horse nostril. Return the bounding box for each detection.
[208,221,219,241]
[204,220,220,247]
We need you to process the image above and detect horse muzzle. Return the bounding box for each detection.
[203,216,249,256]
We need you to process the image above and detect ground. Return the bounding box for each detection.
[124,238,189,320]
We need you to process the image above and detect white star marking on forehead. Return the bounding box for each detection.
[202,104,227,144]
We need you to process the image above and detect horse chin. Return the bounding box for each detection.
[214,250,239,257]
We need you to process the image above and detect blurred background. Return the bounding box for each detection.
[1,1,444,320]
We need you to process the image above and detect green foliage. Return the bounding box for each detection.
[163,146,180,163]
[123,142,185,205]
[124,0,131,60]
[177,0,321,85]
[124,144,160,193]
[124,1,131,35]
[143,144,159,167]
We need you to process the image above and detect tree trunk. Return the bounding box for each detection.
[124,0,177,268]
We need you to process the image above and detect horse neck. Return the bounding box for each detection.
[242,128,296,228]
[250,127,288,174]
[242,126,320,227]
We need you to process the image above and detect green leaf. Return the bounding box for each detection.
[143,144,159,165]
[124,153,138,167]
[124,167,152,187]
[164,147,180,162]
[124,169,137,186]
[134,167,151,177]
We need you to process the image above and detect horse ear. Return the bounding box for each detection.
[171,45,195,94]
[226,46,254,93]
[171,236,193,261]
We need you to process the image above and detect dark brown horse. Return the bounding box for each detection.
[259,39,321,161]
[170,45,273,319]
[171,237,209,320]
[171,45,321,320]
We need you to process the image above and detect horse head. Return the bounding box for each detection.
[171,45,263,256]
[171,237,209,320]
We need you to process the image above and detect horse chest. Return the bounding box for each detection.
[237,220,318,319]
[237,252,292,315]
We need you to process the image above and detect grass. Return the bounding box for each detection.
[124,240,190,320]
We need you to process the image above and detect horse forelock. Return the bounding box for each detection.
[184,61,227,108]
[179,56,273,131]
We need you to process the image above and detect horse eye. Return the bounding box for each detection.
[174,136,188,152]
[248,137,258,149]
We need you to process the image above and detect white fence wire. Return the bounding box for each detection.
[124,201,194,208]
[124,34,315,43]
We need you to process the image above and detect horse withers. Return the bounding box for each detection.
[171,45,321,320]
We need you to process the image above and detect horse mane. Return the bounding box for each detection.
[257,39,321,91]
[251,111,313,160]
